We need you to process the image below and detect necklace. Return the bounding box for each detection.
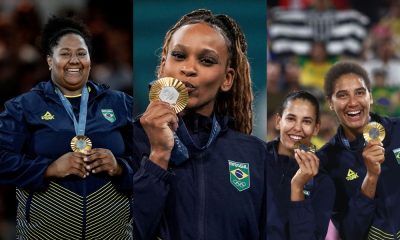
[63,86,92,98]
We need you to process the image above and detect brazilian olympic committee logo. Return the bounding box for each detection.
[228,160,250,192]
[393,148,400,165]
[101,109,116,123]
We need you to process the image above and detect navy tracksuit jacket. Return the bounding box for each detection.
[266,139,335,240]
[318,113,400,240]
[132,113,268,240]
[0,80,134,239]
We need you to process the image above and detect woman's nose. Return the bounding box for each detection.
[69,54,80,63]
[180,60,197,77]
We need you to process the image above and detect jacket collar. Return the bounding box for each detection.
[267,138,280,162]
[267,138,299,178]
[31,80,108,104]
[134,111,231,134]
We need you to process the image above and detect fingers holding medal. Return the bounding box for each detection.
[293,140,319,174]
[363,122,385,143]
[293,140,316,153]
[149,77,188,113]
[292,140,319,187]
[362,122,385,173]
[140,78,189,168]
[71,135,92,154]
[144,77,188,131]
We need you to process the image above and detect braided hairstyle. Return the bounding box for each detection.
[158,9,253,134]
[41,16,92,57]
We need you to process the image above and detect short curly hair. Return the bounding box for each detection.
[324,61,371,99]
[41,16,92,56]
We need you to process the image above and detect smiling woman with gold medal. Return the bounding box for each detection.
[0,16,134,239]
[317,61,400,240]
[266,90,335,239]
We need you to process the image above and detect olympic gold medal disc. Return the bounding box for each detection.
[363,122,385,142]
[294,140,316,153]
[71,135,92,153]
[149,77,188,113]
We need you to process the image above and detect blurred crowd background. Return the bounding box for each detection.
[0,0,132,238]
[267,0,400,149]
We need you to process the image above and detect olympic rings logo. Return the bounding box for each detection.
[232,179,247,187]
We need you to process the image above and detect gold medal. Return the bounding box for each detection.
[70,135,92,153]
[149,77,188,113]
[363,122,385,142]
[293,140,316,153]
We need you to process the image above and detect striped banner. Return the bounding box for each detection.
[269,8,369,57]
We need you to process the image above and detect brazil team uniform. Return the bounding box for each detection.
[132,113,268,240]
[0,80,134,239]
[266,139,335,239]
[318,113,400,240]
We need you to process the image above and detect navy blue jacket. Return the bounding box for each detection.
[266,139,335,240]
[0,80,134,239]
[318,113,400,240]
[132,114,268,240]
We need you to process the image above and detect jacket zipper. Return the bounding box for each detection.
[197,152,206,240]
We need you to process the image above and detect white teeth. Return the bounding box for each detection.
[67,68,80,72]
[347,110,360,115]
[289,135,302,140]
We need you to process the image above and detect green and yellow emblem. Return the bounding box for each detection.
[229,160,250,191]
[393,148,400,165]
[41,111,54,120]
[101,109,116,123]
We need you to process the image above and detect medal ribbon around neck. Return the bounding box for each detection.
[55,85,91,152]
[171,114,221,166]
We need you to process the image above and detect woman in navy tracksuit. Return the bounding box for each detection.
[266,90,335,239]
[132,9,268,240]
[0,16,134,239]
[317,61,400,239]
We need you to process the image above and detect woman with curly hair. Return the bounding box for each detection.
[0,16,134,239]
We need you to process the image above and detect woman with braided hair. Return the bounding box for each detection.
[132,9,267,240]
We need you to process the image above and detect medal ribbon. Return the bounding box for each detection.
[171,114,221,165]
[55,85,89,136]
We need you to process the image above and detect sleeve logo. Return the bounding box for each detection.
[393,148,400,165]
